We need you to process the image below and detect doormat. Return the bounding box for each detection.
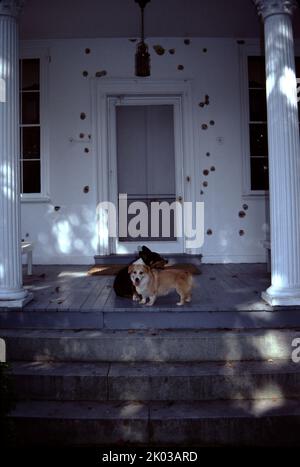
[88,263,201,276]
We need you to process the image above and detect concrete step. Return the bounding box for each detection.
[2,328,299,362]
[10,399,300,446]
[0,310,102,330]
[10,360,300,402]
[2,309,300,330]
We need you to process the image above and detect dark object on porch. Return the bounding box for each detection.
[177,64,184,70]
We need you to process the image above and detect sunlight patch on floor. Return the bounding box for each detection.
[251,396,285,416]
[58,271,87,278]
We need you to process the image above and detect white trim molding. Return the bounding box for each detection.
[93,78,197,256]
[239,40,269,197]
[107,94,185,255]
[20,45,50,202]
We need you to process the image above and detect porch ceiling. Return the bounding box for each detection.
[19,0,291,41]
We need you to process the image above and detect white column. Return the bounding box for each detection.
[254,0,300,306]
[0,0,30,306]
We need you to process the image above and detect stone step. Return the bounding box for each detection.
[1,328,299,362]
[10,399,300,446]
[10,360,300,402]
[2,308,300,330]
[0,308,300,330]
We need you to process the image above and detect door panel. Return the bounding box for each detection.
[116,106,147,196]
[114,102,183,254]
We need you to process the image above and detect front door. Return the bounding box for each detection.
[108,97,184,254]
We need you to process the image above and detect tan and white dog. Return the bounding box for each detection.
[128,263,193,306]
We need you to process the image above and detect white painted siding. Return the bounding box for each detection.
[20,37,267,264]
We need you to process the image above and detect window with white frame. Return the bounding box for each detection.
[19,50,48,199]
[19,58,41,193]
[243,46,300,194]
[247,55,269,191]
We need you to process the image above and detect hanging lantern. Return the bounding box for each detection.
[134,0,151,77]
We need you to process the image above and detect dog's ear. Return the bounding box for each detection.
[142,246,151,253]
[143,265,151,273]
[128,265,134,274]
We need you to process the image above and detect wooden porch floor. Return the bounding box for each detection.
[22,263,272,312]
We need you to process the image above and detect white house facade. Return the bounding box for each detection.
[1,0,300,306]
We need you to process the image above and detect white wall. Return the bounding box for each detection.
[20,37,268,264]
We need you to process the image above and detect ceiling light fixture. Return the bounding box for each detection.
[135,0,151,77]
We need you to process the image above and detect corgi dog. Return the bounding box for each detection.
[128,263,193,306]
[113,246,168,298]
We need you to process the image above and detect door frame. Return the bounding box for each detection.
[94,79,197,256]
[109,95,184,254]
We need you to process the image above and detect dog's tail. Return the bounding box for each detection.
[186,271,194,289]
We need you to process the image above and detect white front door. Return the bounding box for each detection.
[108,96,184,254]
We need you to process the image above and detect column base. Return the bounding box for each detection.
[0,287,28,301]
[262,286,300,306]
[0,292,33,309]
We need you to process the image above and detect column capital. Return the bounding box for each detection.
[0,0,24,17]
[253,0,298,19]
